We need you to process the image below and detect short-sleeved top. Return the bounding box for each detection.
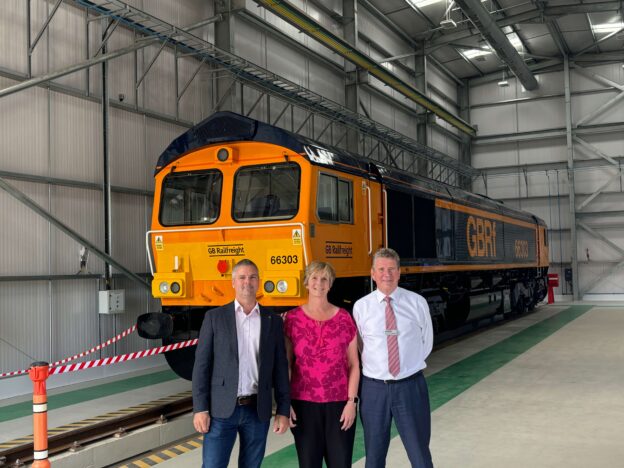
[284,306,356,403]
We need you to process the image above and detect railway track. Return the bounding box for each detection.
[0,305,545,467]
[0,394,192,467]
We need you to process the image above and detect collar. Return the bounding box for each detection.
[234,299,260,317]
[374,287,400,303]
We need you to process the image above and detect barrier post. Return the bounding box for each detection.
[29,362,51,468]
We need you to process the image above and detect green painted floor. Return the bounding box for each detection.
[0,370,178,423]
[261,304,593,467]
[2,304,595,467]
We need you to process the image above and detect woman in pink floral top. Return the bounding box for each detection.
[284,261,360,468]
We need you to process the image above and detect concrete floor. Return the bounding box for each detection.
[4,302,623,467]
[146,303,624,467]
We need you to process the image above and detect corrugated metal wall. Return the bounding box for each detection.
[471,63,624,296]
[0,0,463,383]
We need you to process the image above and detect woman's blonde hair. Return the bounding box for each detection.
[303,261,336,288]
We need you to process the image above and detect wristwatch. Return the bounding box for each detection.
[347,396,360,404]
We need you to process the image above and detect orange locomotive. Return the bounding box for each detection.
[138,112,549,379]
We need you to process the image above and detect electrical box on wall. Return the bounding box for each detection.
[99,290,125,314]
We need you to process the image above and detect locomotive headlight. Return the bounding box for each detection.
[217,148,229,162]
[264,281,275,293]
[276,280,288,293]
[159,282,170,294]
[170,282,181,294]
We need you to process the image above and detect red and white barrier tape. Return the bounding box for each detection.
[0,324,188,379]
[51,325,137,367]
[50,338,198,375]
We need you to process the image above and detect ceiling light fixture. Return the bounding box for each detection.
[440,0,457,29]
[405,0,445,10]
[498,69,509,87]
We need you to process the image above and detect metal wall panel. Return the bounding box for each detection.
[0,0,28,73]
[235,15,266,66]
[471,142,518,168]
[572,91,624,126]
[428,64,457,104]
[107,28,138,108]
[0,282,50,372]
[523,70,564,98]
[517,96,565,132]
[471,104,517,136]
[112,193,151,273]
[48,3,88,91]
[517,137,567,165]
[308,58,345,106]
[266,34,308,90]
[50,91,102,182]
[51,279,100,362]
[112,276,152,355]
[109,107,149,190]
[469,79,518,106]
[50,186,105,274]
[574,166,620,195]
[142,47,176,117]
[177,55,204,123]
[0,181,51,275]
[359,6,410,59]
[0,77,49,176]
[571,63,624,93]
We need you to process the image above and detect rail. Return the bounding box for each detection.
[0,396,193,467]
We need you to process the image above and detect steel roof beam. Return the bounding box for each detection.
[454,0,538,90]
[252,0,475,136]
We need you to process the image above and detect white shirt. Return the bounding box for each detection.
[353,287,433,380]
[234,300,261,396]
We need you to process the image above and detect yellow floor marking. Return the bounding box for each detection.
[187,439,202,448]
[160,449,177,458]
[132,460,151,468]
[148,454,165,463]
[175,444,192,453]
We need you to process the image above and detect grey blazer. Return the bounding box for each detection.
[191,302,290,421]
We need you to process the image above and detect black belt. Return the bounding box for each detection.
[236,394,257,406]
[364,370,422,384]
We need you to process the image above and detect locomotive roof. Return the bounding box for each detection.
[156,111,546,227]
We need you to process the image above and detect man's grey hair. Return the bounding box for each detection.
[372,248,400,268]
[232,258,259,276]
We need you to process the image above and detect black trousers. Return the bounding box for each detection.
[291,399,356,468]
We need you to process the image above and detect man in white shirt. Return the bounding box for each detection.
[192,259,290,468]
[353,248,434,468]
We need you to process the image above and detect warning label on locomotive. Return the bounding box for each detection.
[292,229,302,245]
[325,241,353,258]
[207,244,246,257]
[155,235,164,251]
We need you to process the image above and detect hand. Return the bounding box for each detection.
[289,406,297,428]
[273,414,289,434]
[340,402,356,431]
[193,412,211,434]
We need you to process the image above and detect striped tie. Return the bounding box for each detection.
[384,296,400,377]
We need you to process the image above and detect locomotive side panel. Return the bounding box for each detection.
[436,199,537,267]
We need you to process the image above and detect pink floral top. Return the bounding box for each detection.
[284,306,356,403]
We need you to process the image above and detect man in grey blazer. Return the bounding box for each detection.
[192,259,290,468]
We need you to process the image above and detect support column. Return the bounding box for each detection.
[564,55,580,300]
[343,0,360,153]
[415,44,428,177]
[214,0,245,112]
[458,80,472,190]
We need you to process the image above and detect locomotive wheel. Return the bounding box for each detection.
[163,339,196,381]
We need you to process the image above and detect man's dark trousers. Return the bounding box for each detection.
[360,372,433,468]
